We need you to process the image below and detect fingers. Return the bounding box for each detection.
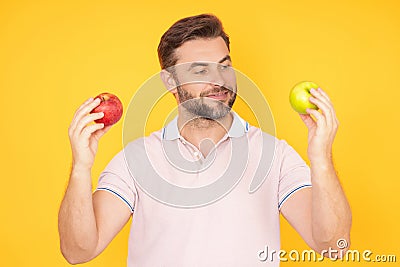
[306,108,325,128]
[67,97,111,169]
[317,88,339,127]
[73,97,93,120]
[69,97,107,142]
[74,112,104,137]
[309,88,331,114]
[72,97,93,123]
[70,98,101,131]
[308,88,337,127]
[81,122,105,139]
[299,114,316,130]
[93,125,112,140]
[316,87,331,101]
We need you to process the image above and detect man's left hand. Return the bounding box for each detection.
[299,87,339,163]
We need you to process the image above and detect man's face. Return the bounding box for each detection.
[171,37,237,120]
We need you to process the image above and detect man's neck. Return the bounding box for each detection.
[177,112,233,156]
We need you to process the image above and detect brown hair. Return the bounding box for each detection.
[157,14,230,70]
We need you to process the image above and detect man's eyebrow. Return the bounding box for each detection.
[218,55,231,63]
[187,55,231,70]
[188,62,209,70]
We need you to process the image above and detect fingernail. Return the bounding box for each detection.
[99,112,104,117]
[310,88,316,94]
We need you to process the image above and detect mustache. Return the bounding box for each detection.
[200,86,235,97]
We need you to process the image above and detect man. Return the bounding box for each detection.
[58,14,351,266]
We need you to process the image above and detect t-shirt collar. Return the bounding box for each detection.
[162,112,249,141]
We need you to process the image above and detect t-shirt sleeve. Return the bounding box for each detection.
[277,139,312,210]
[95,150,137,213]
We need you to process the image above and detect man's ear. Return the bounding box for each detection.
[160,70,177,94]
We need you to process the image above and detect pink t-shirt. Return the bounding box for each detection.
[96,113,311,266]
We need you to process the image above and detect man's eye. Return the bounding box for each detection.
[194,69,208,75]
[219,65,231,71]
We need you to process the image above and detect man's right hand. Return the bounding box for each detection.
[68,97,111,170]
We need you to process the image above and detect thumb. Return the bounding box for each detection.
[93,125,112,140]
[299,114,316,130]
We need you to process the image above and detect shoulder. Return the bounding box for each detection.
[246,124,301,161]
[105,129,163,169]
[124,129,163,150]
[246,124,284,148]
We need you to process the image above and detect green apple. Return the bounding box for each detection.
[289,81,319,114]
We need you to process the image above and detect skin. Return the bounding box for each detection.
[281,88,352,255]
[58,99,131,264]
[58,37,351,264]
[162,38,236,155]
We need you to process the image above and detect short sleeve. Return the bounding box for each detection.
[277,140,312,210]
[95,150,137,213]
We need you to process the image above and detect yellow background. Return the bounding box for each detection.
[1,0,399,266]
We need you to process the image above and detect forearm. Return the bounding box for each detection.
[310,158,352,250]
[58,166,99,263]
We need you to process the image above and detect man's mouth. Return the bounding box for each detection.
[203,89,229,100]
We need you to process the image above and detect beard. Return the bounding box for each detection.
[177,86,237,120]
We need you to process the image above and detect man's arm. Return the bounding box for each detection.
[58,98,131,264]
[281,87,352,254]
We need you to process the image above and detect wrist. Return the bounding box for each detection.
[309,156,334,170]
[71,162,92,176]
[308,149,332,164]
[309,157,337,182]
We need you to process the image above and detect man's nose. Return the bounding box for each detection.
[209,69,225,87]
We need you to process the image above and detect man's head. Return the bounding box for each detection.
[157,14,230,70]
[158,14,236,121]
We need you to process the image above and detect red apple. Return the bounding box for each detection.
[91,92,123,126]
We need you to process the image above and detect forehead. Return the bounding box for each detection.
[174,37,230,65]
